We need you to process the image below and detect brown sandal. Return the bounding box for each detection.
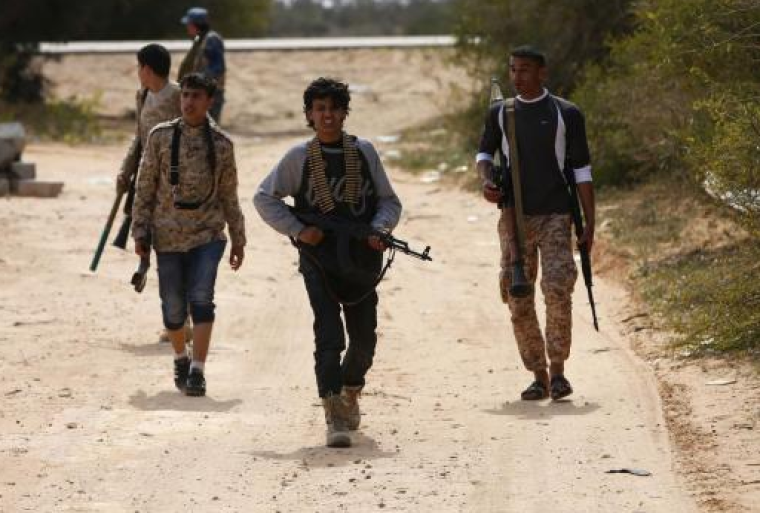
[520,380,548,400]
[550,375,573,400]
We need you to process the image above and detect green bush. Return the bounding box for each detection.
[689,96,760,234]
[0,95,101,143]
[574,0,760,199]
[641,242,760,355]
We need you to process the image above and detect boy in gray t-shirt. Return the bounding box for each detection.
[254,77,402,448]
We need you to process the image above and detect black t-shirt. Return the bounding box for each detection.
[294,139,382,286]
[294,139,377,223]
[479,93,590,215]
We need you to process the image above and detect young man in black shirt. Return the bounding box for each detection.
[477,46,596,401]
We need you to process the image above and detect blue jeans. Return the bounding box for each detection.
[156,239,226,330]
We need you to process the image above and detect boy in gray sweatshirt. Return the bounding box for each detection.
[254,77,402,447]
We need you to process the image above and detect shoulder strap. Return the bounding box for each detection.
[169,118,218,210]
[169,119,182,186]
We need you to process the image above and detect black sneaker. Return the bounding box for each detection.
[174,356,191,391]
[185,368,206,397]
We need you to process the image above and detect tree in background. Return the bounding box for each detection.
[268,0,455,37]
[0,0,271,103]
[574,0,760,232]
[454,0,633,96]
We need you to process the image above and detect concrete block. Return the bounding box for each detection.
[0,140,17,171]
[0,122,25,170]
[0,178,9,197]
[10,162,36,180]
[14,179,64,198]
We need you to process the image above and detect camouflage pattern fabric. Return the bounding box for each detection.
[118,83,182,187]
[132,118,246,252]
[498,212,577,372]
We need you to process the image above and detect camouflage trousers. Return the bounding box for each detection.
[498,213,578,372]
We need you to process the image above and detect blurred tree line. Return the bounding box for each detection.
[0,0,270,103]
[574,0,760,231]
[455,0,634,97]
[0,0,454,103]
[456,0,760,233]
[268,0,454,37]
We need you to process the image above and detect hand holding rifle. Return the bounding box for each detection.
[297,226,325,246]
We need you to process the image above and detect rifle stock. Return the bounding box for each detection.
[112,214,131,249]
[113,170,138,249]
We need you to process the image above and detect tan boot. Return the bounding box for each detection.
[342,385,362,430]
[322,393,351,448]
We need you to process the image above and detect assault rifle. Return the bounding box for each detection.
[292,211,432,262]
[564,165,599,331]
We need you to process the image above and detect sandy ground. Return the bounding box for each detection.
[0,48,713,512]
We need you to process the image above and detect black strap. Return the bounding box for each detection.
[170,119,217,210]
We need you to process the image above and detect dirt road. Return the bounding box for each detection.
[0,49,696,512]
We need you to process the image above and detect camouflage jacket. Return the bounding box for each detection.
[118,82,182,185]
[131,117,246,252]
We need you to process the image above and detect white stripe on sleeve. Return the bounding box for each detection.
[574,165,592,183]
[476,152,493,163]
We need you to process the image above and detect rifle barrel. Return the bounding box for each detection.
[574,225,599,332]
[90,192,124,272]
[587,286,600,331]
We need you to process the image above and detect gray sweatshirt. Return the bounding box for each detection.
[254,138,402,237]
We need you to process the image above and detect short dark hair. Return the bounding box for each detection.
[510,46,547,67]
[137,44,171,78]
[180,72,217,97]
[303,77,351,128]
